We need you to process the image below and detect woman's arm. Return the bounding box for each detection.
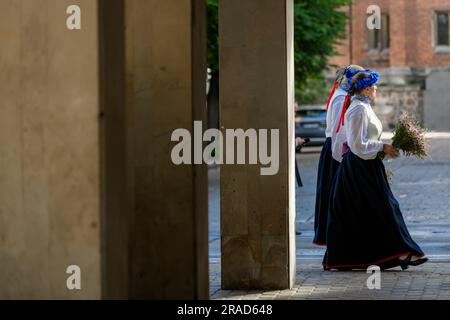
[332,126,346,162]
[330,95,346,134]
[330,95,347,162]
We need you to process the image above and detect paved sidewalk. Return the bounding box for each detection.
[210,262,450,300]
[208,133,450,300]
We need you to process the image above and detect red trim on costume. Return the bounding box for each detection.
[313,242,327,247]
[336,94,351,133]
[323,252,426,270]
[325,82,338,111]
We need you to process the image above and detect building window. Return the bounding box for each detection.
[435,11,450,47]
[366,14,390,55]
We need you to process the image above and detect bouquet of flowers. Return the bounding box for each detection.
[380,114,428,160]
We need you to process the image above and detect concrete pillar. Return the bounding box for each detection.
[102,0,208,299]
[0,0,208,299]
[0,0,101,299]
[219,0,296,289]
[98,0,128,300]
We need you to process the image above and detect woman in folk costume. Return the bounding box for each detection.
[331,67,362,164]
[323,70,428,271]
[313,65,364,246]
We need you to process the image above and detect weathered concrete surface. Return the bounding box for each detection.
[0,0,101,299]
[0,0,209,300]
[219,0,296,290]
[122,0,208,299]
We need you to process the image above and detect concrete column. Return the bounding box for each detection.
[219,0,296,290]
[0,0,101,299]
[118,0,208,299]
[0,0,208,299]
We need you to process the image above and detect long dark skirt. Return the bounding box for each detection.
[313,137,340,245]
[322,151,425,270]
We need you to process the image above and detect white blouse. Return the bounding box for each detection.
[326,87,347,161]
[344,97,384,160]
[332,121,347,162]
[325,87,347,138]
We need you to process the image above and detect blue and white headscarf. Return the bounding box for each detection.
[335,69,380,133]
[350,69,380,92]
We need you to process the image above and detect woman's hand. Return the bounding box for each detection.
[383,144,399,158]
[296,137,306,147]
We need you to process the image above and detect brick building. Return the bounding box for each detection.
[329,0,450,130]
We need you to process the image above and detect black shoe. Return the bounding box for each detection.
[400,260,409,271]
[400,254,428,268]
[380,258,407,271]
[409,256,429,267]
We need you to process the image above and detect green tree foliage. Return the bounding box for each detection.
[294,0,350,103]
[207,0,350,104]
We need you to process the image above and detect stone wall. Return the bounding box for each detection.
[374,85,424,130]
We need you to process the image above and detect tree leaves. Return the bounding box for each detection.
[207,0,350,104]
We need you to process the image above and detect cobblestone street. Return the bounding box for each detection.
[210,262,450,300]
[209,132,450,299]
